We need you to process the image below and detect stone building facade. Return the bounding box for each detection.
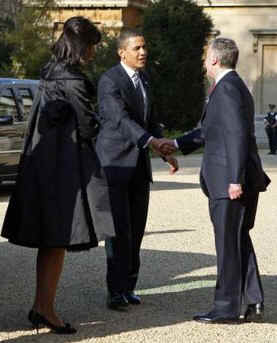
[196,0,277,114]
[51,0,149,33]
[49,0,277,144]
[195,0,277,144]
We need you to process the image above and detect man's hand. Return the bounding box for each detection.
[228,184,243,200]
[150,138,176,156]
[165,155,179,174]
[158,138,177,155]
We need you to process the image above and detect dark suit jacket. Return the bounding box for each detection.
[177,71,270,200]
[96,63,162,183]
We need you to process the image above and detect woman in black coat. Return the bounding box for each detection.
[1,17,114,334]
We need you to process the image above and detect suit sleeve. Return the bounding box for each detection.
[176,128,204,155]
[97,74,151,148]
[219,82,249,184]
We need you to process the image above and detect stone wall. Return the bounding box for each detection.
[50,0,148,35]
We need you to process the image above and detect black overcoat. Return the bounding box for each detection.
[1,61,115,250]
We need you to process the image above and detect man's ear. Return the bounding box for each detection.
[118,48,124,60]
[211,55,218,66]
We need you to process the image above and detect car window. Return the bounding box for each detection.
[0,88,17,119]
[18,88,33,120]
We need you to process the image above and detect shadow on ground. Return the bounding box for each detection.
[150,181,200,191]
[0,238,276,342]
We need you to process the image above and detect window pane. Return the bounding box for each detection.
[0,89,17,117]
[19,88,33,120]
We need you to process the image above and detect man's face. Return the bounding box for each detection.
[204,46,217,79]
[119,36,147,70]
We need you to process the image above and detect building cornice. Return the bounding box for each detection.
[250,29,277,53]
[250,29,277,36]
[196,0,277,6]
[54,0,149,8]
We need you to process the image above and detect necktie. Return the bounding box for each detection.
[205,81,216,105]
[132,72,147,121]
[133,72,140,89]
[208,81,216,95]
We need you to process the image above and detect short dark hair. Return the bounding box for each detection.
[117,28,144,49]
[52,16,101,65]
[210,37,239,69]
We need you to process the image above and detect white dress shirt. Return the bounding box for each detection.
[120,62,152,148]
[215,69,233,84]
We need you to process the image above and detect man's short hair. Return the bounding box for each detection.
[117,28,144,49]
[210,37,239,69]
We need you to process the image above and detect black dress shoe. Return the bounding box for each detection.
[240,303,264,322]
[193,311,240,324]
[28,310,77,334]
[124,291,141,305]
[107,293,129,311]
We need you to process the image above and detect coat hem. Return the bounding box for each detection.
[5,239,98,251]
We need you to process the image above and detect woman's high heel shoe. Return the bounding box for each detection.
[28,310,77,334]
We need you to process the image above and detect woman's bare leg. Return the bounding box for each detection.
[32,248,65,326]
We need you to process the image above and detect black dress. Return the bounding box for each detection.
[1,61,115,250]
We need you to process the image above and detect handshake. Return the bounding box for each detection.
[150,137,178,174]
[150,137,177,156]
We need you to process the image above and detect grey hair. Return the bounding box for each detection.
[210,37,239,69]
[117,28,144,49]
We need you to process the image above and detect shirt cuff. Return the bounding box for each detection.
[174,139,179,149]
[143,136,154,149]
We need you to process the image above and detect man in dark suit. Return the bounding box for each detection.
[96,28,178,310]
[160,37,270,323]
[264,103,277,154]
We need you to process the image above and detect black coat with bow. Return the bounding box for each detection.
[1,61,115,250]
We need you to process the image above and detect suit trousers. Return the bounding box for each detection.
[208,193,264,316]
[104,153,150,294]
[265,126,277,153]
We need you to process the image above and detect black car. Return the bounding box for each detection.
[0,78,38,182]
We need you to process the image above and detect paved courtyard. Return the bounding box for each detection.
[0,151,276,343]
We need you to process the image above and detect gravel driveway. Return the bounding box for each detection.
[0,151,276,343]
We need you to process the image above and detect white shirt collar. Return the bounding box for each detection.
[121,61,137,79]
[215,69,233,84]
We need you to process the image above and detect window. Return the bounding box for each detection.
[19,88,33,120]
[0,88,17,119]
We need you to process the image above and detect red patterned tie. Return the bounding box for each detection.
[208,81,216,95]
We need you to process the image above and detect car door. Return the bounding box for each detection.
[13,84,36,150]
[0,82,37,180]
[0,86,22,178]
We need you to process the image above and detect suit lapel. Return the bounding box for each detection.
[116,64,150,123]
[201,81,217,123]
[117,64,142,112]
[117,64,136,93]
[201,95,212,123]
[140,72,151,122]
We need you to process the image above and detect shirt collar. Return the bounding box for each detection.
[121,61,138,79]
[215,69,233,84]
